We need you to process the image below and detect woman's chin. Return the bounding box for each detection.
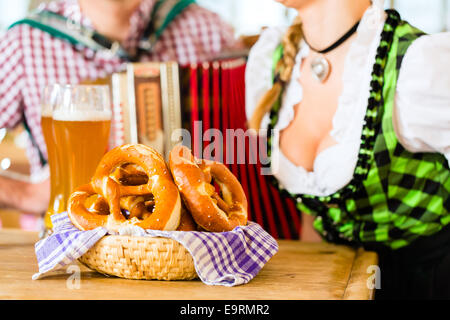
[273,0,312,10]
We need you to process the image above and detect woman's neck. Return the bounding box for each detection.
[79,0,142,42]
[298,0,371,51]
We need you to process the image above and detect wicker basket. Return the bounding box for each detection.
[78,235,198,280]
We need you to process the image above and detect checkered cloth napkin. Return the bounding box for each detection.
[32,212,278,286]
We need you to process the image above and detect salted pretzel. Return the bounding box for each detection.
[120,195,154,219]
[68,144,181,232]
[169,145,248,232]
[105,191,196,230]
[109,193,195,230]
[85,194,109,215]
[176,204,198,231]
[111,163,148,186]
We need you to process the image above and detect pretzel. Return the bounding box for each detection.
[169,145,248,232]
[86,194,109,215]
[67,179,118,230]
[68,144,181,232]
[176,204,198,231]
[111,163,148,186]
[120,195,154,219]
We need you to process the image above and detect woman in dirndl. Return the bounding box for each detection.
[245,0,450,299]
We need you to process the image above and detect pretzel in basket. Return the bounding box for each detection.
[169,145,248,232]
[176,204,198,231]
[111,163,149,186]
[68,144,181,231]
[117,193,197,231]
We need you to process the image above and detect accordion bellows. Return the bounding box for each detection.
[78,235,198,280]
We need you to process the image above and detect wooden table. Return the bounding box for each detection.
[0,229,378,300]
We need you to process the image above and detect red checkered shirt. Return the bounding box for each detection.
[0,0,239,181]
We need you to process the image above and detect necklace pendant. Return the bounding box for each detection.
[310,55,330,83]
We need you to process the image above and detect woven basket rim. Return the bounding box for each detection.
[78,232,198,280]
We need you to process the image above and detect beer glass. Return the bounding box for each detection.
[43,84,112,234]
[41,84,64,231]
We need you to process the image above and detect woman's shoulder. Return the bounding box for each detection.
[399,31,450,72]
[394,32,450,164]
[396,31,450,114]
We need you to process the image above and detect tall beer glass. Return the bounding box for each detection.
[41,84,64,231]
[43,85,112,234]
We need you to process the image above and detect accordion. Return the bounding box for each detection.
[109,58,301,240]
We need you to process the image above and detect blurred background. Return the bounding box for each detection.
[0,0,449,230]
[1,0,450,35]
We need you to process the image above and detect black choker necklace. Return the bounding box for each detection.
[304,20,360,82]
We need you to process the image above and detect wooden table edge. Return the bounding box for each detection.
[343,247,378,300]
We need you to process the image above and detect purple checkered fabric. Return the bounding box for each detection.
[32,212,278,286]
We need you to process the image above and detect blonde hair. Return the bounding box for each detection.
[248,16,303,131]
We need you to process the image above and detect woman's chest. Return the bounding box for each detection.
[279,54,346,171]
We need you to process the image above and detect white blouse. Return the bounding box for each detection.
[245,1,450,197]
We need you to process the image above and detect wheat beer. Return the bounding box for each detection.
[41,85,112,235]
[41,115,66,227]
[53,110,111,193]
[41,85,67,230]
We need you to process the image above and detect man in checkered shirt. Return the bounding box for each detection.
[0,0,240,215]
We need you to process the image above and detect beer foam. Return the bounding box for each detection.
[53,109,111,121]
[41,104,53,117]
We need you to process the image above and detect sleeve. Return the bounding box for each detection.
[0,27,25,129]
[245,26,286,127]
[394,32,450,166]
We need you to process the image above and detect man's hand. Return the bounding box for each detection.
[0,175,50,216]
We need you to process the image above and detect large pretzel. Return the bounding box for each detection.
[176,204,198,231]
[68,144,181,231]
[111,163,148,186]
[169,145,248,232]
